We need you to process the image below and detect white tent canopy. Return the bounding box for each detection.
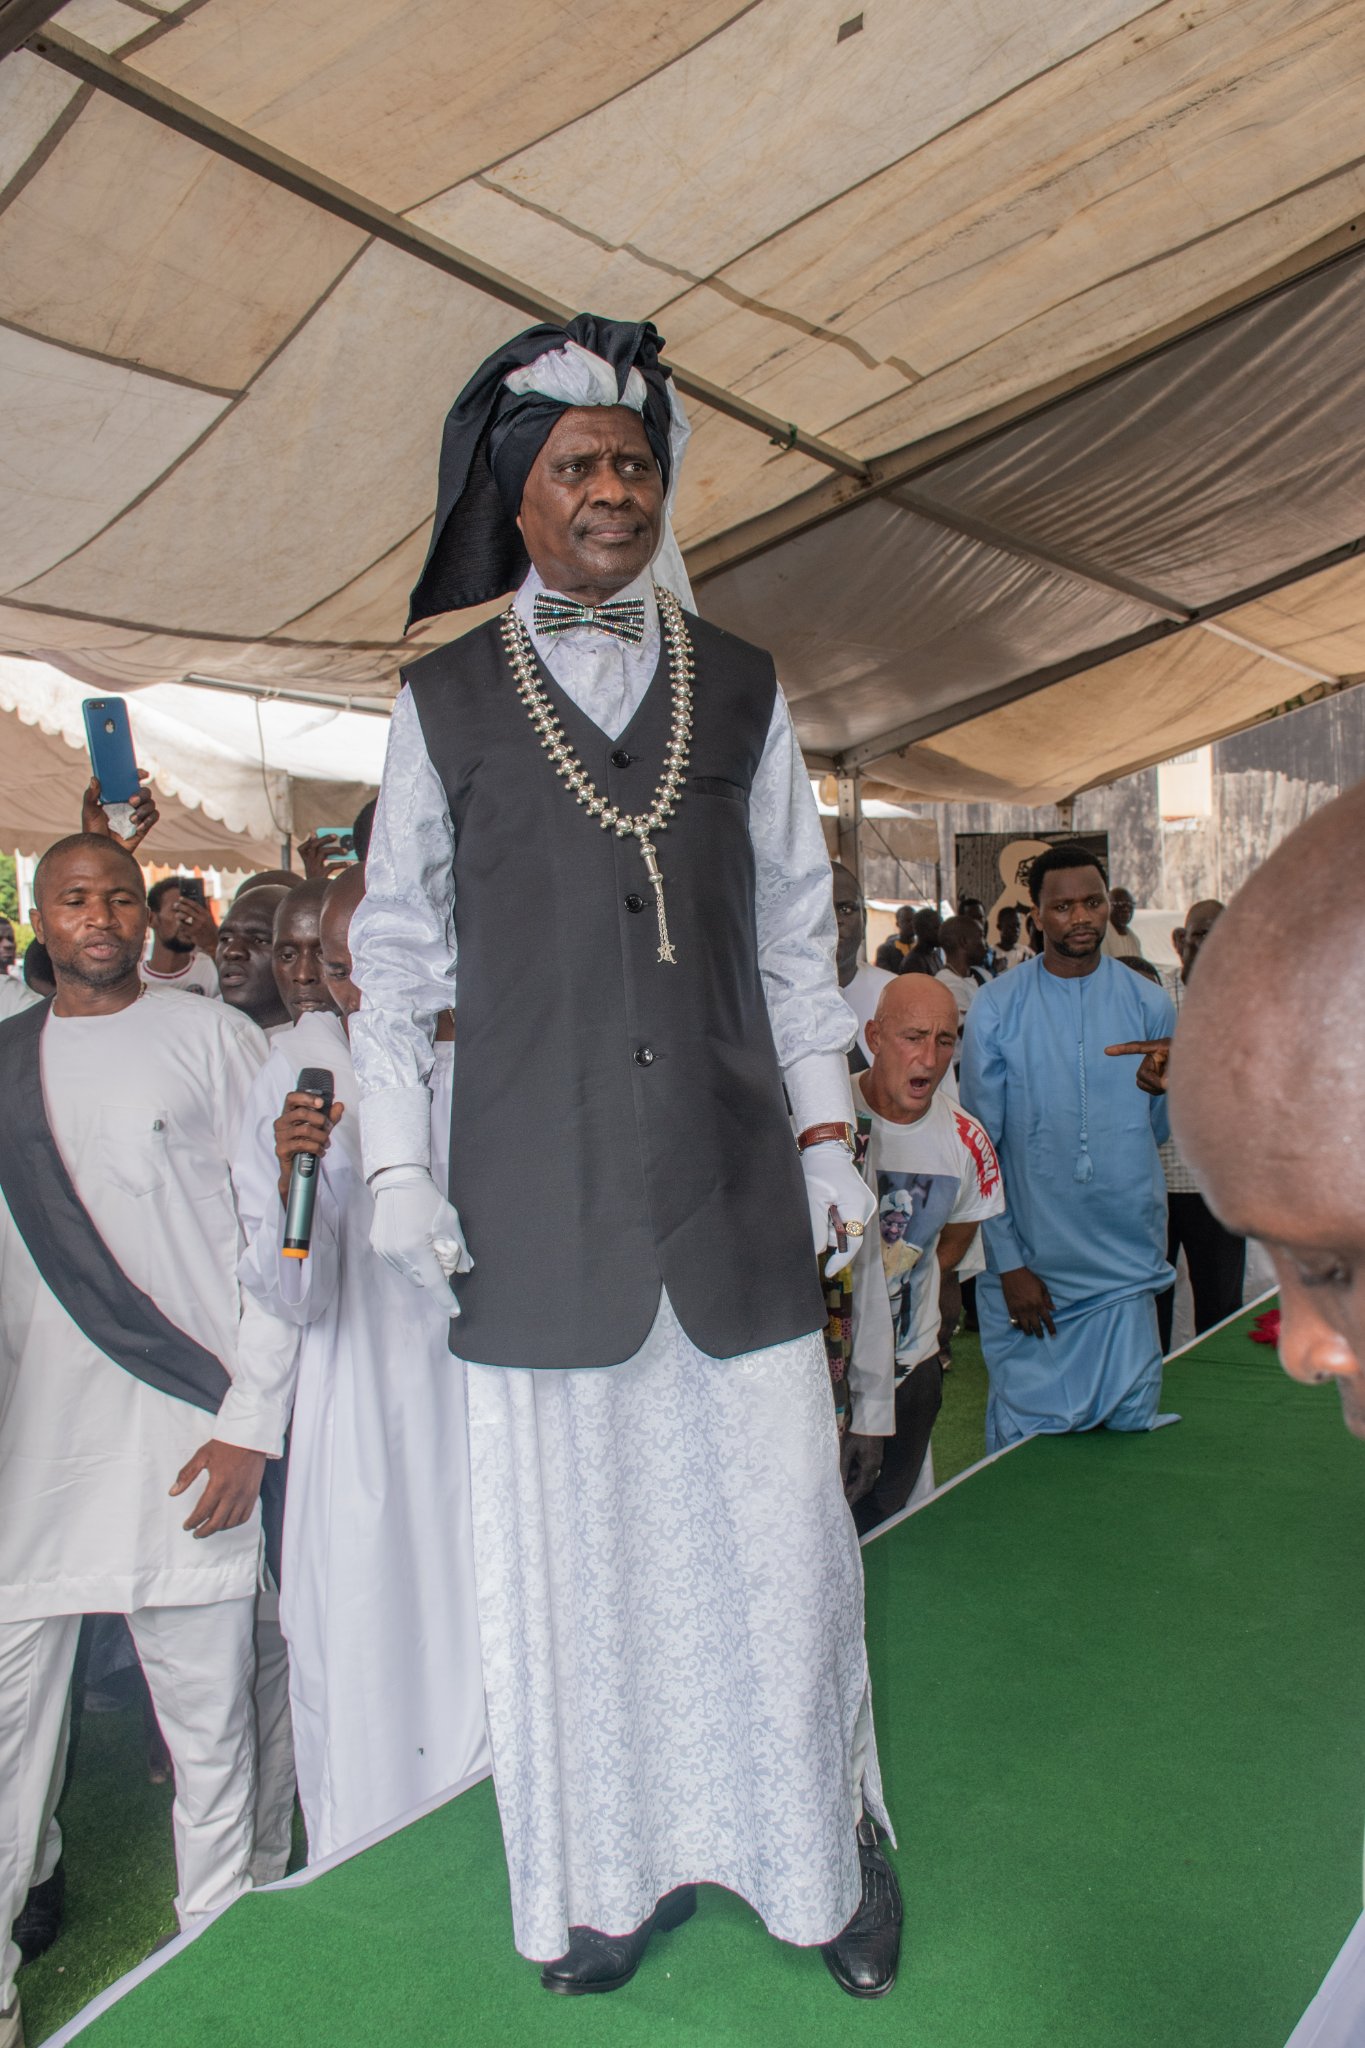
[1,0,1363,802]
[0,656,382,864]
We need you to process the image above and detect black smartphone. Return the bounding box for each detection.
[176,876,206,906]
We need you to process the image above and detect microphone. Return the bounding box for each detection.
[282,1066,334,1260]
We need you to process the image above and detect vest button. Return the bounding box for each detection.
[611,748,632,768]
[624,893,645,913]
[633,1045,655,1066]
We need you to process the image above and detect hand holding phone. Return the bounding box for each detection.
[81,771,160,855]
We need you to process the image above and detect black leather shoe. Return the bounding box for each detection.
[14,1861,65,1966]
[540,1884,696,1995]
[821,1817,902,1998]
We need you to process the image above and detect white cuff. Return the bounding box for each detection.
[850,1386,896,1437]
[785,1049,855,1133]
[359,1084,432,1180]
[211,1393,288,1458]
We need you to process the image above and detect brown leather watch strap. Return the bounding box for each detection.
[796,1121,856,1153]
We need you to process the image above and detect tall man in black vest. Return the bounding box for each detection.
[350,316,898,2000]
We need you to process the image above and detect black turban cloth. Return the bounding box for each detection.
[406,314,674,627]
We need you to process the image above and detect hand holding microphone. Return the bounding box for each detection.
[274,1069,343,1255]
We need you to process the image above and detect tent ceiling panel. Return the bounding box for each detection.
[53,0,167,54]
[11,246,522,632]
[634,286,911,442]
[485,0,1153,285]
[0,323,227,589]
[409,180,677,328]
[714,0,1365,428]
[2,0,1364,801]
[866,628,1313,808]
[0,598,418,694]
[1221,557,1365,679]
[123,0,744,212]
[700,495,1164,757]
[0,89,366,388]
[0,48,79,187]
[916,255,1365,612]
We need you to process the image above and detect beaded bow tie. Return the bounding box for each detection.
[531,592,648,645]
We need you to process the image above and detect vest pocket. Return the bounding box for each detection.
[99,1103,169,1197]
[690,775,746,801]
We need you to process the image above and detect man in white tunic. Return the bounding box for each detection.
[233,865,487,1861]
[350,316,899,2000]
[0,836,297,2048]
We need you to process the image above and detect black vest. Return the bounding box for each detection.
[406,609,825,1369]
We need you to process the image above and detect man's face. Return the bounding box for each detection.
[319,892,362,1022]
[1180,902,1223,981]
[1035,866,1109,960]
[1109,887,1135,933]
[0,920,14,969]
[32,847,147,989]
[866,1004,957,1120]
[1174,1079,1365,1440]
[895,906,916,939]
[998,908,1021,950]
[151,886,194,953]
[832,866,865,982]
[959,897,987,933]
[217,889,288,1026]
[517,407,664,598]
[880,1206,908,1246]
[273,900,336,1024]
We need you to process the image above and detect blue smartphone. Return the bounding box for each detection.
[82,697,140,805]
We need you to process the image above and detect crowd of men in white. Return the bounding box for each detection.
[0,787,1234,2046]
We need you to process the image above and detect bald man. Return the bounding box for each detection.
[844,977,1005,1533]
[1169,792,1365,1438]
[233,864,485,1862]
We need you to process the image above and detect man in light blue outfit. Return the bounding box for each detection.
[960,844,1175,1453]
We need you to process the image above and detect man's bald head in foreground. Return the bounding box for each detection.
[1170,786,1365,1435]
[865,973,960,1123]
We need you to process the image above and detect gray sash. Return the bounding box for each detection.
[0,999,230,1413]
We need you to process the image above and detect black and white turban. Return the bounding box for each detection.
[407,313,692,626]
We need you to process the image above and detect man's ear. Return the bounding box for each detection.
[865,1017,881,1058]
[1171,926,1185,959]
[30,906,44,944]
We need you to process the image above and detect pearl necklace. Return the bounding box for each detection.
[500,585,694,965]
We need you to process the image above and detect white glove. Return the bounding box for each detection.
[801,1140,877,1279]
[369,1165,472,1313]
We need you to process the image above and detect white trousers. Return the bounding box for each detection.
[0,1599,256,2009]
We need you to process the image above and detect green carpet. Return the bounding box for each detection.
[49,1309,1365,2047]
